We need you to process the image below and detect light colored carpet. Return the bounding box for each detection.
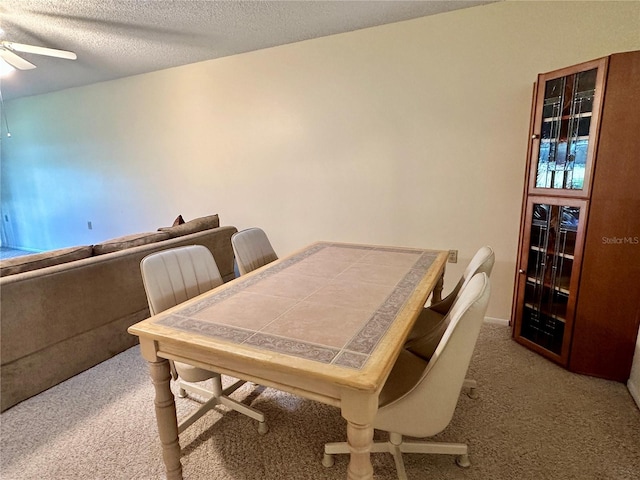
[1,324,639,480]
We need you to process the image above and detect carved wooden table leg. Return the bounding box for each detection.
[342,391,377,480]
[149,359,182,480]
[345,421,374,480]
[431,273,444,305]
[140,339,182,480]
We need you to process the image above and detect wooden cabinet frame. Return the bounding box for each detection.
[513,197,588,366]
[512,51,640,382]
[527,58,607,199]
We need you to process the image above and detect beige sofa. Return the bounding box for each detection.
[0,215,237,412]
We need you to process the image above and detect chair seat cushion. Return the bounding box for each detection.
[378,349,427,408]
[174,361,217,383]
[404,307,448,361]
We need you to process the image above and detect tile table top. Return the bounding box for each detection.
[152,242,443,370]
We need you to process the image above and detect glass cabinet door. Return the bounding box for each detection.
[529,59,606,197]
[515,198,587,362]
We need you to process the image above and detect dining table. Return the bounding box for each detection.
[128,241,448,480]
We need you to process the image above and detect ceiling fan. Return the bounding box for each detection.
[0,41,77,70]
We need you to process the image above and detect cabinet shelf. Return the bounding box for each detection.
[530,245,575,260]
[539,136,590,144]
[542,112,593,123]
[524,303,567,323]
[525,276,570,295]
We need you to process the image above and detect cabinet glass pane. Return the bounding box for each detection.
[521,203,580,354]
[535,68,597,191]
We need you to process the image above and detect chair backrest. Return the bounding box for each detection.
[231,227,278,276]
[375,273,490,438]
[432,245,494,314]
[140,245,223,315]
[461,245,495,288]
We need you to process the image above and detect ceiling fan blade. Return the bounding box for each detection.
[2,41,77,60]
[0,48,36,70]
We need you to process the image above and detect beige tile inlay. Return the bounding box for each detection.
[191,291,297,330]
[359,250,422,268]
[308,245,370,263]
[153,243,442,369]
[284,256,353,279]
[244,272,326,300]
[262,302,371,348]
[304,279,391,313]
[336,262,411,286]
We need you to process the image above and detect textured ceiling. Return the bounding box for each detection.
[0,1,496,101]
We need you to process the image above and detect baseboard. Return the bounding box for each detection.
[484,316,509,326]
[628,378,640,410]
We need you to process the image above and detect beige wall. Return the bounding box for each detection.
[2,1,639,321]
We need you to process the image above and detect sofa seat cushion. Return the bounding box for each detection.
[0,246,94,276]
[158,214,220,238]
[93,231,171,255]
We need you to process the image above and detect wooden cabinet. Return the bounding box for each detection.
[512,51,640,382]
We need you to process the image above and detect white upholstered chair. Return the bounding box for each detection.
[140,245,267,435]
[231,227,278,275]
[323,273,491,480]
[404,245,494,398]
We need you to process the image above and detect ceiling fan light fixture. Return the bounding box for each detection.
[0,41,76,72]
[5,42,77,61]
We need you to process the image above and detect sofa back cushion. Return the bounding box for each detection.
[158,214,220,238]
[0,246,94,277]
[93,231,171,255]
[1,225,237,369]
